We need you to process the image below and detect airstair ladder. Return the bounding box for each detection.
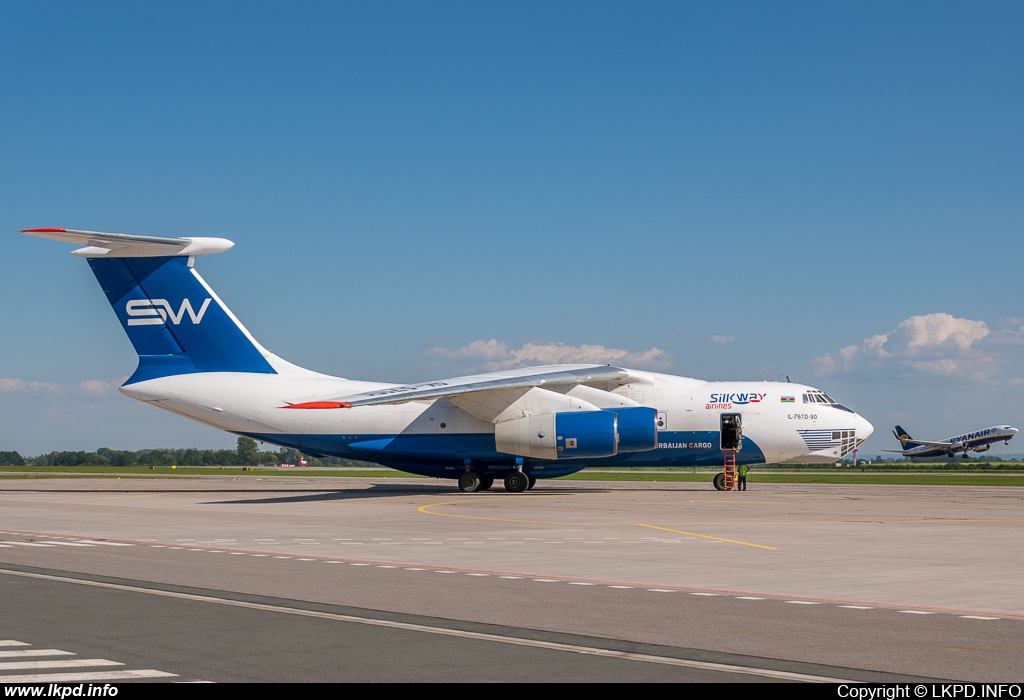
[723,449,738,491]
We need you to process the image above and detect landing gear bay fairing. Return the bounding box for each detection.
[24,228,874,492]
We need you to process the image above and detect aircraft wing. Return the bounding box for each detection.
[898,439,955,448]
[284,364,633,414]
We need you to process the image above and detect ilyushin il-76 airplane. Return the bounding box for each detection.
[886,424,1018,458]
[24,228,874,492]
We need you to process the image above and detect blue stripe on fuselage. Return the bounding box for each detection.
[240,430,767,479]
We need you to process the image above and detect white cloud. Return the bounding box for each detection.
[710,335,734,344]
[0,378,62,393]
[79,380,113,395]
[425,340,673,371]
[811,313,1001,381]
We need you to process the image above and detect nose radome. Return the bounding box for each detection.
[855,413,874,441]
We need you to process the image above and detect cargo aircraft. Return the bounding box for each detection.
[23,228,874,492]
[886,424,1018,458]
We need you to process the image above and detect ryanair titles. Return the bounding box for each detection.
[706,392,765,410]
[951,428,998,443]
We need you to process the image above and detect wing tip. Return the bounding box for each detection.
[21,228,68,233]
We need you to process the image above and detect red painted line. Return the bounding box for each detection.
[280,401,352,409]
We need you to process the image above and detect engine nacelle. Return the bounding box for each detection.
[612,407,659,453]
[972,443,991,453]
[495,411,618,460]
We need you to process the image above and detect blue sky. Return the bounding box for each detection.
[3,2,1023,456]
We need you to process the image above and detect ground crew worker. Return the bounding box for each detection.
[738,463,748,491]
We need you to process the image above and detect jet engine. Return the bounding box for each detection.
[612,407,659,453]
[972,443,991,453]
[495,411,618,460]
[494,407,660,460]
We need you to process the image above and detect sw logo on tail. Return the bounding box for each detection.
[126,298,212,326]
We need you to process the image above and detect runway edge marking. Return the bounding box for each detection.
[0,567,854,683]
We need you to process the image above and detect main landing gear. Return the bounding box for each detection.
[458,469,534,494]
[457,472,495,493]
[503,471,529,493]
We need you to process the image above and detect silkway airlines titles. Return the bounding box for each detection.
[24,228,874,492]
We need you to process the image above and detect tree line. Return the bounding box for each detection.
[0,438,373,468]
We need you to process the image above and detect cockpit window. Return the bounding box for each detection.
[804,391,837,405]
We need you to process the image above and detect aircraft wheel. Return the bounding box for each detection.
[504,471,529,493]
[527,476,537,490]
[713,472,726,491]
[458,472,482,493]
[478,477,494,491]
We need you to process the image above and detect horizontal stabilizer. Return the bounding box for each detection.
[21,228,233,258]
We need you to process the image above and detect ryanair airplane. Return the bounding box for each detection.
[886,424,1018,458]
[23,228,874,492]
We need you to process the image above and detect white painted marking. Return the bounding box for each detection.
[0,650,74,659]
[434,571,457,574]
[689,592,719,596]
[532,579,559,583]
[607,585,633,589]
[42,542,94,547]
[249,554,269,557]
[466,573,490,577]
[3,542,55,548]
[498,576,522,579]
[960,615,999,620]
[839,605,874,610]
[786,601,820,605]
[376,565,397,569]
[899,610,934,615]
[296,558,315,562]
[350,563,370,566]
[647,589,676,593]
[404,568,427,571]
[735,596,764,600]
[273,556,291,559]
[0,545,11,548]
[0,642,29,648]
[0,670,176,682]
[0,659,122,671]
[74,540,133,548]
[188,548,205,552]
[568,582,596,586]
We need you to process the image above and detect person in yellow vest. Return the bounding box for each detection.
[738,463,748,491]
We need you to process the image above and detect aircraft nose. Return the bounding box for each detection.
[855,413,874,441]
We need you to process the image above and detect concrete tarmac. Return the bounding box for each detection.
[0,476,1020,682]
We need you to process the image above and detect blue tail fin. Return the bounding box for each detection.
[893,425,921,449]
[88,256,276,384]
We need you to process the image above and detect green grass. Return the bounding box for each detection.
[2,464,1024,485]
[0,465,415,479]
